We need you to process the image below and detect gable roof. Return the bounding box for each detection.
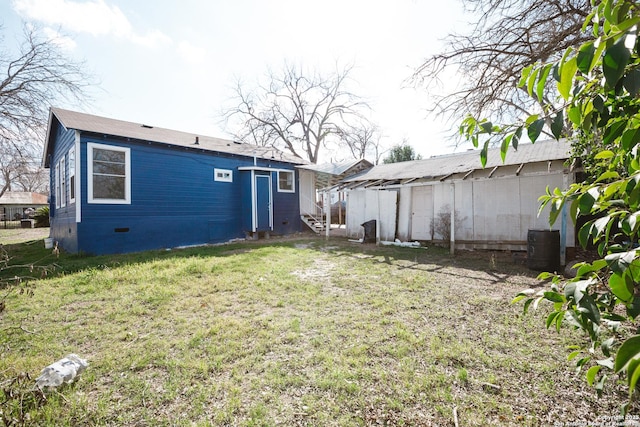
[343,139,571,184]
[44,108,306,167]
[0,192,48,205]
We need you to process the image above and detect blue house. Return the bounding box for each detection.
[42,108,308,255]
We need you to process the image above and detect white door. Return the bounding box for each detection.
[411,186,433,240]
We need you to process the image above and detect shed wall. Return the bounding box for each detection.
[346,168,574,251]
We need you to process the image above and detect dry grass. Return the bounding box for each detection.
[0,236,636,426]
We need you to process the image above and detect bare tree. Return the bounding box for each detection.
[222,62,369,164]
[411,0,592,133]
[0,136,48,196]
[337,119,382,162]
[0,24,92,197]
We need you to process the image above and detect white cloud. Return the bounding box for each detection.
[177,41,206,65]
[11,0,171,48]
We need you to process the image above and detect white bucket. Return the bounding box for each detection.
[44,238,54,249]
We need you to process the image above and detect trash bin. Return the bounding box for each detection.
[527,229,560,271]
[361,220,376,243]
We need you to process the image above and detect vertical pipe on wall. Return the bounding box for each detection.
[450,183,455,255]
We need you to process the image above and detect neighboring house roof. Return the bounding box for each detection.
[298,158,374,189]
[343,139,571,185]
[43,108,307,167]
[0,192,48,205]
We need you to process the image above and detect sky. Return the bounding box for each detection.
[1,0,469,162]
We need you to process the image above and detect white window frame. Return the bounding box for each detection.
[214,168,233,183]
[55,162,61,209]
[277,170,295,193]
[59,156,66,208]
[69,147,76,204]
[87,142,131,204]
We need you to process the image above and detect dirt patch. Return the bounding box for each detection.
[0,227,49,245]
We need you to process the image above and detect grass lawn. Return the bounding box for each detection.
[0,234,635,426]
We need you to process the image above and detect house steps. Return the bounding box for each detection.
[301,214,326,234]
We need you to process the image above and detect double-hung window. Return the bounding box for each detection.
[59,157,66,208]
[68,147,76,204]
[88,143,131,204]
[277,170,295,193]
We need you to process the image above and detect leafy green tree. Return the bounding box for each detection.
[382,143,422,164]
[460,0,640,408]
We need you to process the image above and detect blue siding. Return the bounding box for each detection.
[63,134,302,255]
[271,170,300,236]
[49,123,79,252]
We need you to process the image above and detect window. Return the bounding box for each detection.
[69,147,76,204]
[60,156,66,208]
[214,168,233,183]
[277,170,294,192]
[55,162,61,209]
[88,143,131,204]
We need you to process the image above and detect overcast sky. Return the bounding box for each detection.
[2,0,469,162]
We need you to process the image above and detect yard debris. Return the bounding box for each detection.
[35,354,88,389]
[380,239,422,248]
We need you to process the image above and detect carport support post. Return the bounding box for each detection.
[450,183,455,255]
[376,190,381,246]
[324,191,330,239]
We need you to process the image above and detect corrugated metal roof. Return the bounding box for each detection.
[0,192,48,205]
[299,158,373,175]
[48,108,306,165]
[343,139,571,182]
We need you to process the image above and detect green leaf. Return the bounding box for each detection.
[558,56,578,100]
[512,127,522,150]
[629,360,640,398]
[480,140,489,168]
[551,111,564,139]
[500,136,509,163]
[614,335,640,372]
[605,250,637,275]
[480,121,493,134]
[578,222,593,248]
[622,128,640,151]
[586,365,601,386]
[609,272,634,302]
[568,350,581,361]
[577,42,596,74]
[576,259,607,277]
[518,64,534,88]
[527,66,540,98]
[527,119,545,143]
[555,310,565,332]
[543,291,564,303]
[577,293,600,324]
[603,120,627,145]
[568,105,582,125]
[603,35,632,88]
[594,150,615,159]
[627,296,640,319]
[536,64,552,101]
[624,68,640,96]
[546,311,559,329]
[578,190,596,215]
